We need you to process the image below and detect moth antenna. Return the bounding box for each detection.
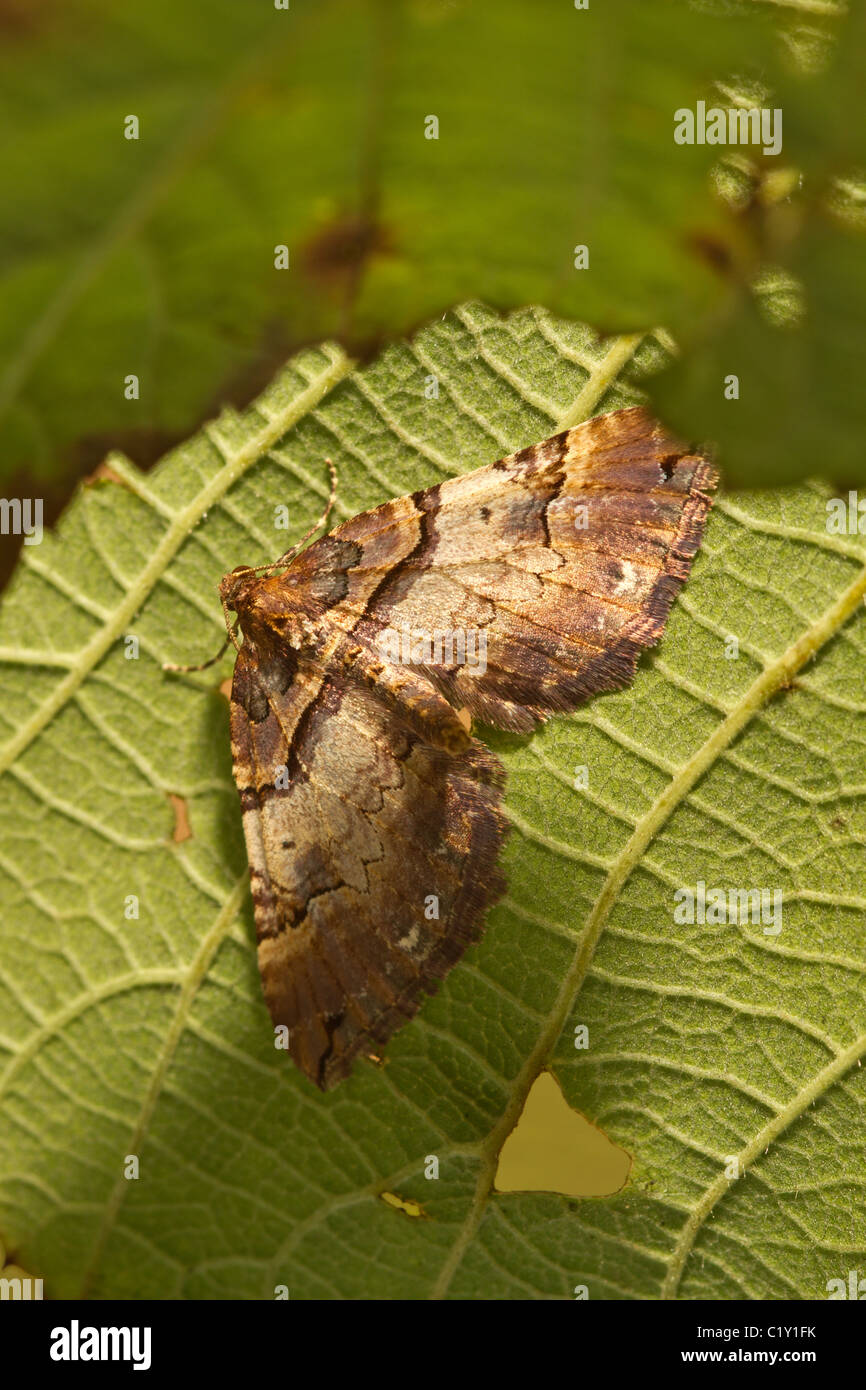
[246,458,340,577]
[163,615,241,674]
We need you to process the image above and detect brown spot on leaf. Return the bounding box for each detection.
[685,231,734,277]
[301,214,393,287]
[169,794,192,843]
[0,0,57,34]
[84,460,129,489]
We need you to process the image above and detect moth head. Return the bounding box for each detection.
[219,565,257,612]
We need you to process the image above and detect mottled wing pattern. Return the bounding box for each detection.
[333,406,717,731]
[229,644,505,1089]
[226,405,716,1089]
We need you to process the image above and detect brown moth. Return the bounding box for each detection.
[215,406,716,1090]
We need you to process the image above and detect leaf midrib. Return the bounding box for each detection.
[0,347,352,780]
[429,553,866,1300]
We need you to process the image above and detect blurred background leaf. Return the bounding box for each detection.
[0,0,863,579]
[656,0,866,487]
[656,212,866,487]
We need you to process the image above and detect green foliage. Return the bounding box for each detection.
[0,0,862,493]
[657,214,866,486]
[1,306,864,1299]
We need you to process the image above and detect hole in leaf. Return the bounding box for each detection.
[379,1191,426,1219]
[495,1071,630,1198]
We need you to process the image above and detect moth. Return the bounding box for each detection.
[183,406,716,1090]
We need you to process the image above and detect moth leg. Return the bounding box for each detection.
[342,643,471,755]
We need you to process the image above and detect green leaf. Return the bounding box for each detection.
[5,0,860,493]
[1,304,865,1300]
[655,208,866,488]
